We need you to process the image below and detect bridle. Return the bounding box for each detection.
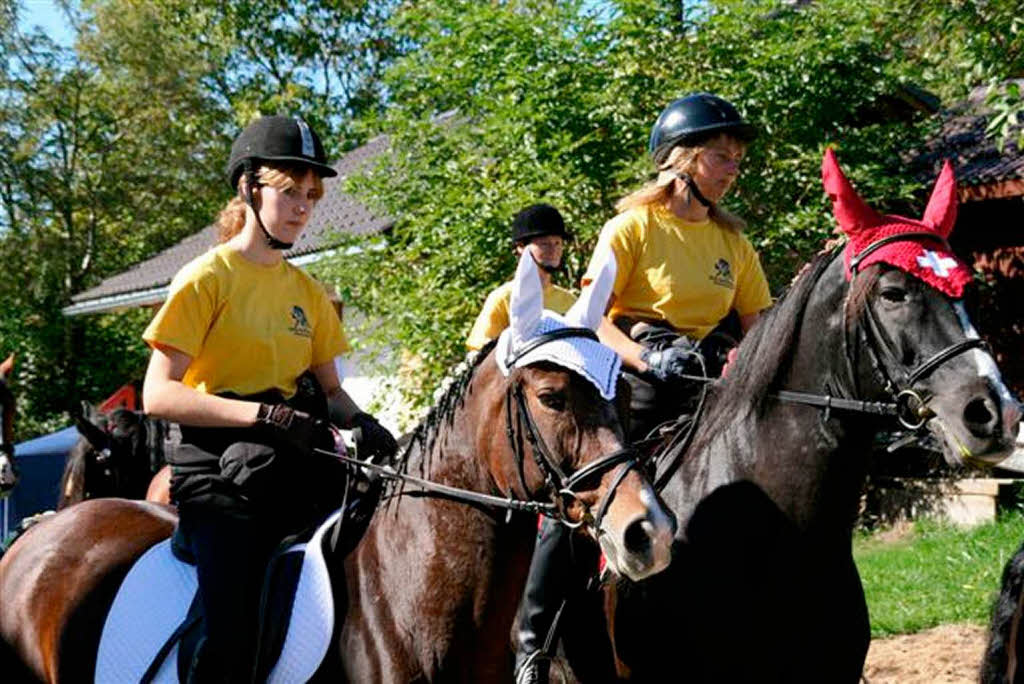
[652,235,986,491]
[775,234,986,430]
[503,327,640,530]
[331,327,640,532]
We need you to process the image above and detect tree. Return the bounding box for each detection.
[0,0,404,436]
[329,0,945,417]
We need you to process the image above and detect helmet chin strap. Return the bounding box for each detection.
[538,261,564,275]
[672,171,712,208]
[244,162,294,250]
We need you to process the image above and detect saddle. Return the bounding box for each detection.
[96,504,365,683]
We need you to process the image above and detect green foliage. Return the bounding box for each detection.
[855,514,1024,636]
[0,0,401,437]
[330,0,949,413]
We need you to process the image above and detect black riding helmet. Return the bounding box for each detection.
[648,93,757,165]
[226,116,337,250]
[511,203,573,245]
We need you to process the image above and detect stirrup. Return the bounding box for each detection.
[514,650,550,684]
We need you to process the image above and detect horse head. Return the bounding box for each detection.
[0,353,16,495]
[486,251,675,581]
[70,406,153,501]
[822,149,1020,466]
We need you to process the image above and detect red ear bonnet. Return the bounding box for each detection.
[821,149,970,298]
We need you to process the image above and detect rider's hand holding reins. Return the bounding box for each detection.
[255,403,333,458]
[640,345,701,383]
[350,412,398,464]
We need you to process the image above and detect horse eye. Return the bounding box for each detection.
[880,287,907,304]
[538,392,567,411]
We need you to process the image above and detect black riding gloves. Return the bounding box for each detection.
[640,346,702,383]
[351,412,398,464]
[255,403,333,457]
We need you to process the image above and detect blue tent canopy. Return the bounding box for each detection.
[1,426,79,540]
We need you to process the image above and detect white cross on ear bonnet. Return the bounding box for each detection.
[495,248,621,400]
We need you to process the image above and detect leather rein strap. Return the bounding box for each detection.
[320,326,636,530]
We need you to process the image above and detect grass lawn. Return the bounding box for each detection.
[855,512,1024,637]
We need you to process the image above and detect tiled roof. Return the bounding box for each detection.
[66,135,392,314]
[914,81,1024,198]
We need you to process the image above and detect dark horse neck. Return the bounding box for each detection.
[663,251,880,543]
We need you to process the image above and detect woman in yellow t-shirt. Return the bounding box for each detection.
[141,116,396,683]
[466,203,576,351]
[584,92,773,442]
[513,95,772,684]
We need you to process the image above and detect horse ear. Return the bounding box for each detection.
[565,245,616,332]
[0,354,14,380]
[74,414,110,451]
[509,249,544,345]
[921,159,958,237]
[821,148,881,236]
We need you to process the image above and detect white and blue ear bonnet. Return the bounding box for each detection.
[496,248,621,400]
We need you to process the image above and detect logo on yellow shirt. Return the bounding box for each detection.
[710,258,734,289]
[289,305,312,337]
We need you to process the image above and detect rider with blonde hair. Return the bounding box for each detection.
[513,94,773,684]
[142,115,396,683]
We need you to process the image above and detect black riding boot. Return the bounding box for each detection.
[514,517,571,684]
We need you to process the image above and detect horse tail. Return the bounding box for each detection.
[57,440,89,510]
[983,539,1024,684]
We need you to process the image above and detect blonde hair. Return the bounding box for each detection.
[615,142,746,233]
[216,164,326,243]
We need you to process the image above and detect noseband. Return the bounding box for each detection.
[505,327,640,531]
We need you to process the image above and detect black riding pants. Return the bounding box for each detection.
[170,419,344,684]
[616,316,738,442]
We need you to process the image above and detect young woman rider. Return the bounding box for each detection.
[513,93,773,684]
[142,115,397,683]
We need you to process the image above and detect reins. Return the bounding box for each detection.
[649,236,986,490]
[318,326,639,531]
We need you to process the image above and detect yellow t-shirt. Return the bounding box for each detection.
[582,205,772,340]
[466,280,577,351]
[143,243,350,398]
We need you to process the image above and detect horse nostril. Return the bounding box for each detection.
[623,519,653,556]
[964,397,996,437]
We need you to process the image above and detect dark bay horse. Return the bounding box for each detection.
[57,407,173,509]
[562,152,1022,682]
[0,255,675,682]
[0,354,17,497]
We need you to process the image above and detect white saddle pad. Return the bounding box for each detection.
[95,508,342,683]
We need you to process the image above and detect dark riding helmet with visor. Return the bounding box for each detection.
[648,93,757,208]
[648,93,758,166]
[226,115,337,250]
[511,203,573,245]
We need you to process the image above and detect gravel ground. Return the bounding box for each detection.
[862,623,988,684]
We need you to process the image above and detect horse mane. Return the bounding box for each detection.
[58,439,91,508]
[688,245,844,450]
[389,337,501,488]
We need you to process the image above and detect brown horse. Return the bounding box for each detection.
[0,257,674,682]
[561,152,1022,682]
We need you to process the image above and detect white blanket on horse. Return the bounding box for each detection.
[95,508,341,683]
